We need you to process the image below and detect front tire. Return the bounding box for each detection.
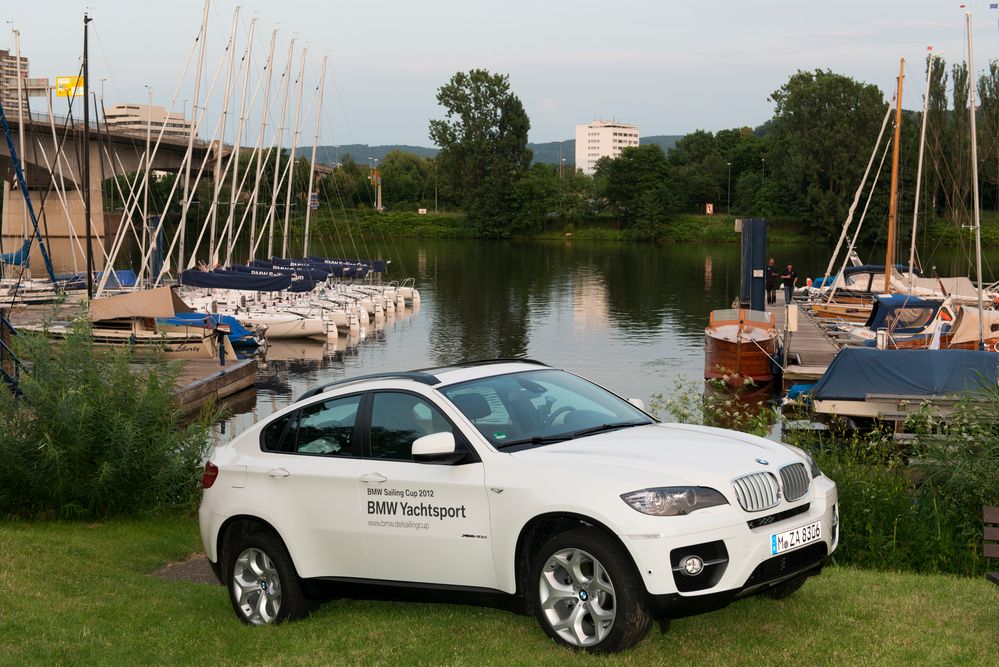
[530,527,651,653]
[226,530,315,625]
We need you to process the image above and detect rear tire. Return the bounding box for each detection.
[529,527,651,653]
[225,530,316,625]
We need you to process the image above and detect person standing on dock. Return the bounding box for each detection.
[766,258,779,306]
[781,263,798,304]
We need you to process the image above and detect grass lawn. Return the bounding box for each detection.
[0,516,995,665]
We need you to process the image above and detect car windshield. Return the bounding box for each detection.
[440,369,654,450]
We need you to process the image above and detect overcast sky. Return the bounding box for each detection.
[4,1,998,146]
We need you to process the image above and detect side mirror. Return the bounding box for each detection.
[628,398,646,412]
[412,431,464,464]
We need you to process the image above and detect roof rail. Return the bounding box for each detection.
[449,358,549,368]
[295,370,440,403]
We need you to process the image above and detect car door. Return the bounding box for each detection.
[358,390,497,589]
[255,393,372,579]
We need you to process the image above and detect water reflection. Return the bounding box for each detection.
[214,239,998,442]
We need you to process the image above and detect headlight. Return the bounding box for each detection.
[785,444,823,478]
[620,487,728,516]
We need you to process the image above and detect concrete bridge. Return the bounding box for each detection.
[1,112,224,274]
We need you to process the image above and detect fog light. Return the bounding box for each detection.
[681,555,704,576]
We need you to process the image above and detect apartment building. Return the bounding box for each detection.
[103,103,192,137]
[0,49,48,115]
[574,120,640,175]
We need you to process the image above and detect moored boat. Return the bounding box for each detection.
[704,308,779,385]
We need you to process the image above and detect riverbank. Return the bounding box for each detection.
[308,209,999,247]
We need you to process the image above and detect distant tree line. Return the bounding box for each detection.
[102,59,999,243]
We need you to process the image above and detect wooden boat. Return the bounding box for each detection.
[704,308,779,385]
[19,286,235,360]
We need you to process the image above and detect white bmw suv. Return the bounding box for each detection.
[200,360,838,653]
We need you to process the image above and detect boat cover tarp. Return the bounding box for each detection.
[907,276,979,299]
[159,312,258,346]
[89,286,194,322]
[55,269,138,288]
[810,348,998,400]
[948,308,999,345]
[180,269,291,291]
[862,294,942,334]
[0,240,31,267]
[241,261,330,281]
[224,266,317,292]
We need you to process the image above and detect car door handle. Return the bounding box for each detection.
[267,468,291,478]
[359,473,388,484]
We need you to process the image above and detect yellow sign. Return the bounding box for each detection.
[55,76,84,97]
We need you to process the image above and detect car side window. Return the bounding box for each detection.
[369,392,454,461]
[261,395,361,456]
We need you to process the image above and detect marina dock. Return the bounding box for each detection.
[174,358,257,415]
[766,301,840,388]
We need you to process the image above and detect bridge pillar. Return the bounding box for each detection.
[1,177,108,274]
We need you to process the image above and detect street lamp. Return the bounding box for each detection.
[761,157,766,186]
[726,162,731,213]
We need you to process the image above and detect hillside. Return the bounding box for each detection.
[316,134,684,167]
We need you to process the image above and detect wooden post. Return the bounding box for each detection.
[0,307,12,379]
[884,58,905,294]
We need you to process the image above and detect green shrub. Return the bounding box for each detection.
[657,380,998,576]
[0,320,217,519]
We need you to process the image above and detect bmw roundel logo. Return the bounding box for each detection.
[578,590,589,601]
[755,458,770,466]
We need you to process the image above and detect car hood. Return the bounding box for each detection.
[511,422,799,488]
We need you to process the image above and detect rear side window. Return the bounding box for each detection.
[261,395,361,456]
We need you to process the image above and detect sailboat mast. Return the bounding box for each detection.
[269,39,295,259]
[884,58,904,294]
[967,12,986,347]
[83,13,94,298]
[211,7,240,266]
[249,29,278,262]
[282,48,308,258]
[228,17,256,265]
[303,55,328,258]
[180,0,210,272]
[908,51,938,292]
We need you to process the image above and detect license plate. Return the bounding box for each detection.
[771,520,822,555]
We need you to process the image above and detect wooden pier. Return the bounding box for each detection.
[764,301,840,387]
[174,358,257,415]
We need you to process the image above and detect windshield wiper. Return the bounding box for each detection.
[494,434,574,449]
[495,420,650,449]
[569,420,650,439]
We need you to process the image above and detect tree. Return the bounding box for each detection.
[768,69,887,238]
[379,150,432,209]
[428,69,532,236]
[594,144,675,237]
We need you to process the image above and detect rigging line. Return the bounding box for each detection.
[147,49,234,286]
[96,30,200,294]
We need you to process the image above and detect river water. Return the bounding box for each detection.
[219,237,999,436]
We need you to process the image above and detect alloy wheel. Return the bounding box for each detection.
[538,547,616,646]
[232,547,283,625]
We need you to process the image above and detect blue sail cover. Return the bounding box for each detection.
[180,268,292,291]
[228,264,318,293]
[810,348,998,400]
[0,239,31,267]
[248,260,330,281]
[159,312,259,347]
[307,256,384,274]
[862,294,942,334]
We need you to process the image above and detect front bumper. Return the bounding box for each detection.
[623,479,838,603]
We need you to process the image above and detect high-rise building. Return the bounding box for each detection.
[0,49,47,116]
[103,104,192,137]
[574,120,640,176]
